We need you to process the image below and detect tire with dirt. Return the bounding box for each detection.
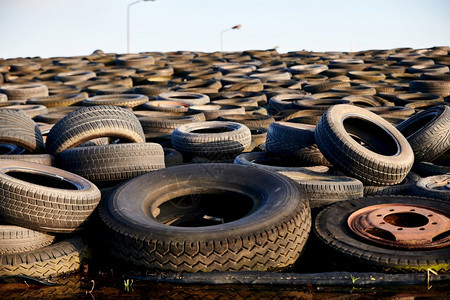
[99,163,311,272]
[266,122,330,166]
[0,154,55,166]
[0,109,45,153]
[396,105,450,163]
[315,104,414,186]
[0,224,56,254]
[0,160,101,233]
[58,143,165,184]
[279,170,363,210]
[0,236,90,278]
[411,174,449,201]
[364,172,421,196]
[314,196,450,273]
[172,121,251,161]
[46,105,145,155]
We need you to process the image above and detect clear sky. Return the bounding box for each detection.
[1,0,449,59]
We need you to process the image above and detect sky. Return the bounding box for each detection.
[0,0,449,59]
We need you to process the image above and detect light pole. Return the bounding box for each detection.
[127,0,156,53]
[220,24,242,52]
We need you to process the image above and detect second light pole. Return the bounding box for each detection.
[220,24,242,52]
[127,0,156,53]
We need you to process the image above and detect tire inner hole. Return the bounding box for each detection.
[343,117,399,155]
[155,191,254,227]
[191,127,235,134]
[6,171,79,190]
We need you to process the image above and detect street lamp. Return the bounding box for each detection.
[220,24,242,52]
[127,0,156,53]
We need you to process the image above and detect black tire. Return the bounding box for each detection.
[0,160,101,233]
[292,99,351,111]
[138,115,200,140]
[364,172,421,196]
[0,84,48,100]
[99,163,311,272]
[411,174,449,201]
[314,196,449,273]
[0,224,56,254]
[164,147,184,167]
[266,122,330,166]
[217,114,275,129]
[409,80,450,97]
[414,161,450,177]
[46,105,145,155]
[81,94,149,108]
[268,94,314,115]
[188,104,245,120]
[315,104,414,186]
[396,105,450,163]
[27,93,88,108]
[0,109,44,153]
[0,154,55,166]
[172,121,251,161]
[0,143,21,155]
[1,104,49,119]
[141,100,190,113]
[279,170,363,209]
[58,143,165,184]
[157,92,210,105]
[234,151,330,173]
[0,236,90,278]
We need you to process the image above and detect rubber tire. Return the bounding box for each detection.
[46,105,145,155]
[0,109,45,153]
[314,196,449,273]
[172,121,251,161]
[234,152,330,173]
[411,174,449,201]
[217,114,275,129]
[364,172,421,196]
[279,170,363,209]
[0,84,48,100]
[26,93,88,108]
[81,94,149,108]
[58,143,165,184]
[266,122,330,166]
[396,105,450,163]
[314,104,414,186]
[98,163,311,272]
[164,147,184,167]
[0,154,55,166]
[0,160,101,233]
[0,236,90,278]
[0,224,56,254]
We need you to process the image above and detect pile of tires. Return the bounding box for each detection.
[0,46,448,276]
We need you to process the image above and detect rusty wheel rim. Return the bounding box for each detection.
[347,203,450,250]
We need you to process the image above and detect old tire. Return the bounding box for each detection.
[46,105,145,155]
[315,196,450,273]
[315,104,414,186]
[396,105,450,163]
[58,143,165,184]
[0,160,101,233]
[0,236,90,278]
[99,163,311,272]
[0,224,56,254]
[172,121,251,161]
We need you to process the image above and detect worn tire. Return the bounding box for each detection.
[266,122,330,166]
[314,196,449,273]
[99,163,311,272]
[279,170,363,209]
[364,172,421,196]
[0,224,56,254]
[0,109,44,153]
[26,93,88,108]
[315,104,414,186]
[0,160,101,233]
[0,236,90,278]
[81,94,149,108]
[46,105,145,155]
[0,154,55,166]
[411,174,449,201]
[172,121,251,161]
[396,105,450,163]
[58,143,165,184]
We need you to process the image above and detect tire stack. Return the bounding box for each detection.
[0,46,448,276]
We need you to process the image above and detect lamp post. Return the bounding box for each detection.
[220,24,242,52]
[127,0,156,53]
